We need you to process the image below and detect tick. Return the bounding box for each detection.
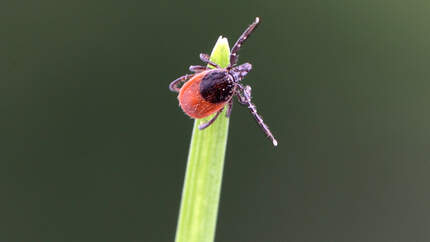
[169,17,278,146]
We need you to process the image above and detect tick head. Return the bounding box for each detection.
[229,63,252,82]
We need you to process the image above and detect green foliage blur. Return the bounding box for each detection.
[2,0,430,241]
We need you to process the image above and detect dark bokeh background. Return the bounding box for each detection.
[2,0,430,241]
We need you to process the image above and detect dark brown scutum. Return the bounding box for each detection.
[199,70,234,103]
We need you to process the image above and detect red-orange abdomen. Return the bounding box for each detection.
[178,71,227,119]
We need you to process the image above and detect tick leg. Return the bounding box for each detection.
[189,65,208,73]
[226,99,233,117]
[199,108,223,130]
[229,17,261,67]
[236,87,248,105]
[169,74,194,93]
[199,53,221,69]
[237,84,278,146]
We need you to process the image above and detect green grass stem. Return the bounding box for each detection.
[175,36,230,242]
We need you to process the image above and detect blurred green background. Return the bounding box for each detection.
[2,0,430,241]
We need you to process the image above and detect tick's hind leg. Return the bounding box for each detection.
[199,108,224,130]
[169,74,194,92]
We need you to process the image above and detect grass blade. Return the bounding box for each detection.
[175,36,230,242]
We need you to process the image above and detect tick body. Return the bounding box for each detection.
[169,17,278,146]
[178,69,233,118]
